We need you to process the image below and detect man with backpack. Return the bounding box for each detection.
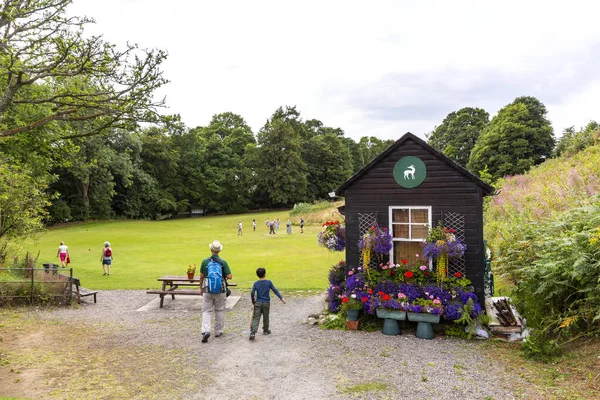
[199,240,232,343]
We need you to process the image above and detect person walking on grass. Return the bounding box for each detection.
[57,241,70,268]
[101,241,113,275]
[249,267,285,340]
[252,219,256,232]
[238,220,243,236]
[286,219,292,235]
[300,217,305,234]
[199,240,232,343]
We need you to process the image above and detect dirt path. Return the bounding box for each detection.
[1,291,523,400]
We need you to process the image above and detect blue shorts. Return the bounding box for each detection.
[103,259,112,265]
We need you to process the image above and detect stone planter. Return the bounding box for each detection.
[407,312,440,340]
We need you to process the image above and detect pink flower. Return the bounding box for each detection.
[398,293,407,299]
[348,270,354,276]
[433,299,441,305]
[420,265,427,271]
[429,295,434,299]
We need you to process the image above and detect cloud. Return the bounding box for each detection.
[69,0,600,141]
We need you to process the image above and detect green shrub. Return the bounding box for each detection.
[290,201,334,217]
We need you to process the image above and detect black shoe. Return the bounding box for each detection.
[202,332,210,343]
[215,332,223,338]
[263,330,271,335]
[249,333,255,341]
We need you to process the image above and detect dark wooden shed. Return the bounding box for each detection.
[335,132,495,303]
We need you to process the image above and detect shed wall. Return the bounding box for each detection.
[343,139,486,304]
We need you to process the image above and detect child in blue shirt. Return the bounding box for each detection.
[249,267,286,340]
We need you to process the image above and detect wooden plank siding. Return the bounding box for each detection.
[338,135,491,305]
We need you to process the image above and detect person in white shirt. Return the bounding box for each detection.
[237,221,243,236]
[56,241,69,268]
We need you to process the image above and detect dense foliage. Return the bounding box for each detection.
[468,97,555,181]
[427,107,489,168]
[486,143,600,357]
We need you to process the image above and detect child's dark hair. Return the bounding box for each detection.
[256,267,266,278]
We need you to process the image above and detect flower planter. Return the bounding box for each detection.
[407,312,440,323]
[187,272,195,281]
[346,309,360,321]
[376,308,406,320]
[407,312,440,340]
[382,318,400,336]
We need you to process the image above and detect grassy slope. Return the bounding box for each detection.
[25,211,344,291]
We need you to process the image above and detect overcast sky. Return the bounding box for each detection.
[70,0,600,141]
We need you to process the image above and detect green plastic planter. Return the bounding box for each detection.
[346,309,360,321]
[407,312,441,340]
[382,318,400,336]
[376,309,406,320]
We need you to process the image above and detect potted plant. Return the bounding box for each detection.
[317,220,346,252]
[187,264,197,281]
[422,222,466,282]
[340,295,363,321]
[358,224,393,270]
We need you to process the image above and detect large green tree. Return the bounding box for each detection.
[358,136,394,165]
[0,0,167,139]
[427,107,489,167]
[468,96,555,181]
[554,121,600,157]
[0,158,51,262]
[251,107,308,206]
[303,134,353,200]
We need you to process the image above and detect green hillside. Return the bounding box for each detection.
[485,143,600,358]
[22,211,342,291]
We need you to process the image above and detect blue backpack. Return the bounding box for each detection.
[206,257,224,294]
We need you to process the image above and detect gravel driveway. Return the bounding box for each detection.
[23,290,520,399]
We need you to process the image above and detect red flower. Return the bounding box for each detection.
[341,297,349,303]
[361,297,368,303]
[382,294,391,301]
[378,291,384,296]
[389,270,395,276]
[368,289,373,295]
[424,271,429,276]
[401,259,408,264]
[404,271,414,279]
[454,272,462,278]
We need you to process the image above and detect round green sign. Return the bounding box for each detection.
[393,156,427,188]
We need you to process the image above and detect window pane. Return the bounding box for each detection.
[393,224,409,239]
[411,224,429,240]
[393,209,409,223]
[394,242,424,266]
[412,209,428,223]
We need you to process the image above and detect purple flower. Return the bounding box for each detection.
[409,304,423,313]
[443,303,462,320]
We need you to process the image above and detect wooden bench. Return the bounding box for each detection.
[146,289,201,308]
[72,278,98,304]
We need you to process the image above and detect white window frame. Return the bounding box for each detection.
[388,206,432,265]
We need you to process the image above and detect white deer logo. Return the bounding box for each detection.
[403,165,416,180]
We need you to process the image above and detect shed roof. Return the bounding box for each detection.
[335,132,495,196]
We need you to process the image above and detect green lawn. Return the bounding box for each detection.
[24,211,342,291]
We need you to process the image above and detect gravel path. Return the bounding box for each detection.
[32,290,519,400]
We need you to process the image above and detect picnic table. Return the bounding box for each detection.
[146,276,236,308]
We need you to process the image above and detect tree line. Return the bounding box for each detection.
[427,96,599,182]
[46,107,394,221]
[1,1,599,264]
